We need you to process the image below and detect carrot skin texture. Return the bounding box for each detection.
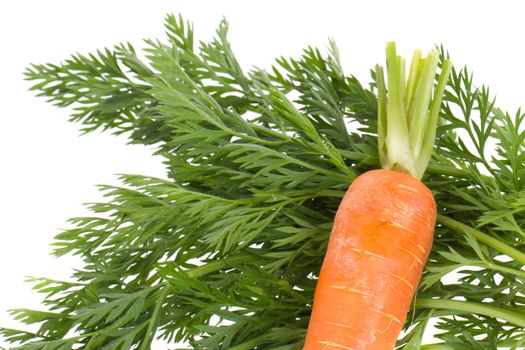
[304,169,436,350]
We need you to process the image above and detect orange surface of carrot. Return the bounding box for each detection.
[303,169,436,350]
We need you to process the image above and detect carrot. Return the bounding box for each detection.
[303,43,452,349]
[304,169,436,349]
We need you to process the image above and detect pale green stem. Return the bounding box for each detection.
[416,298,525,328]
[420,343,452,350]
[421,341,525,350]
[408,52,438,156]
[405,49,422,120]
[384,42,413,174]
[377,42,452,179]
[415,59,453,177]
[139,283,170,350]
[437,215,525,265]
[376,64,388,166]
[229,334,268,350]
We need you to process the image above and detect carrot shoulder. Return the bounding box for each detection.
[303,169,436,349]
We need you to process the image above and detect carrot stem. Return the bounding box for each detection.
[420,338,525,349]
[420,344,452,350]
[228,335,267,350]
[416,298,525,328]
[139,283,170,350]
[376,43,452,179]
[437,215,525,265]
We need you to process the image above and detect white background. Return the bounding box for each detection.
[1,0,524,348]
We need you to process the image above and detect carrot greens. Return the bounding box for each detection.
[2,14,525,349]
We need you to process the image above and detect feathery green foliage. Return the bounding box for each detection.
[3,14,525,349]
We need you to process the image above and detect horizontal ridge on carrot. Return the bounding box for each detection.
[303,43,452,350]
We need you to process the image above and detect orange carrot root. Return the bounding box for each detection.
[304,169,436,350]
